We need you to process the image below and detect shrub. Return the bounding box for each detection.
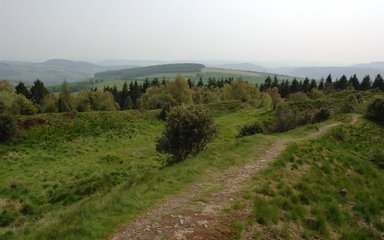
[288,92,309,102]
[156,105,218,164]
[367,98,384,122]
[238,122,264,137]
[342,93,367,113]
[313,108,331,123]
[0,114,18,141]
[158,104,171,121]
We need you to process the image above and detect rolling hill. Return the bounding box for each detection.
[0,59,136,85]
[94,63,206,79]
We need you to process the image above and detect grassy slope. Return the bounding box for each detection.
[0,106,276,239]
[1,93,383,239]
[94,63,205,79]
[240,117,384,239]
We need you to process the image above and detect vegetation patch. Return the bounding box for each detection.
[245,120,384,239]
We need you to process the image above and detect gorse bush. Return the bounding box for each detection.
[273,103,314,132]
[0,114,18,141]
[367,98,384,122]
[238,122,264,137]
[156,105,218,164]
[342,93,367,113]
[313,108,331,123]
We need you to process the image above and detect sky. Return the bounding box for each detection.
[0,0,383,65]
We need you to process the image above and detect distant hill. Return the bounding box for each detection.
[286,62,384,80]
[210,63,267,72]
[94,63,206,79]
[352,61,384,69]
[290,66,383,80]
[0,59,115,84]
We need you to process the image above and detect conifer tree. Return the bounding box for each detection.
[372,74,384,91]
[30,79,49,105]
[15,82,31,99]
[360,75,372,91]
[349,74,360,90]
[337,75,348,90]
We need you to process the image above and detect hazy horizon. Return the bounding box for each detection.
[1,0,383,66]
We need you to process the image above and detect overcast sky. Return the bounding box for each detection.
[0,0,383,65]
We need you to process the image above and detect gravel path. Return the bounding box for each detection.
[111,116,358,240]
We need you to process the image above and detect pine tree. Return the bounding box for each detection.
[372,74,384,91]
[349,74,360,90]
[309,79,317,91]
[264,76,272,89]
[30,79,49,105]
[324,74,334,93]
[187,78,194,88]
[197,78,204,88]
[151,78,160,87]
[111,85,119,102]
[302,77,310,92]
[337,75,348,90]
[290,78,300,93]
[318,78,324,90]
[272,76,279,88]
[15,82,31,99]
[129,81,141,108]
[280,80,290,98]
[360,75,372,91]
[119,82,130,110]
[142,78,150,93]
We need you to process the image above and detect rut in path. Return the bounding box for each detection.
[111,117,356,240]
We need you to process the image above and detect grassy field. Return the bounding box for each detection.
[1,92,383,239]
[231,117,384,239]
[0,105,277,239]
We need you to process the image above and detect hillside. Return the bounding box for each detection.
[0,59,109,84]
[66,65,301,92]
[1,91,383,239]
[290,66,383,80]
[0,59,140,85]
[94,63,205,79]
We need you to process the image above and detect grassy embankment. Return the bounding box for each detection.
[226,116,384,239]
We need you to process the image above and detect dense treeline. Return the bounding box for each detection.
[259,73,384,97]
[2,73,383,117]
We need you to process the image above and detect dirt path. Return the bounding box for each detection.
[111,117,358,240]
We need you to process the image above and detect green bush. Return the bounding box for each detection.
[158,104,171,121]
[342,93,367,113]
[313,108,331,123]
[156,105,218,164]
[238,122,264,137]
[367,98,384,122]
[273,103,314,132]
[0,114,18,141]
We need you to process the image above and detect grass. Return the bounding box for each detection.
[0,106,276,239]
[244,118,384,239]
[1,91,383,239]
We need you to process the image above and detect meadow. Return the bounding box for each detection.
[0,91,383,239]
[0,104,275,239]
